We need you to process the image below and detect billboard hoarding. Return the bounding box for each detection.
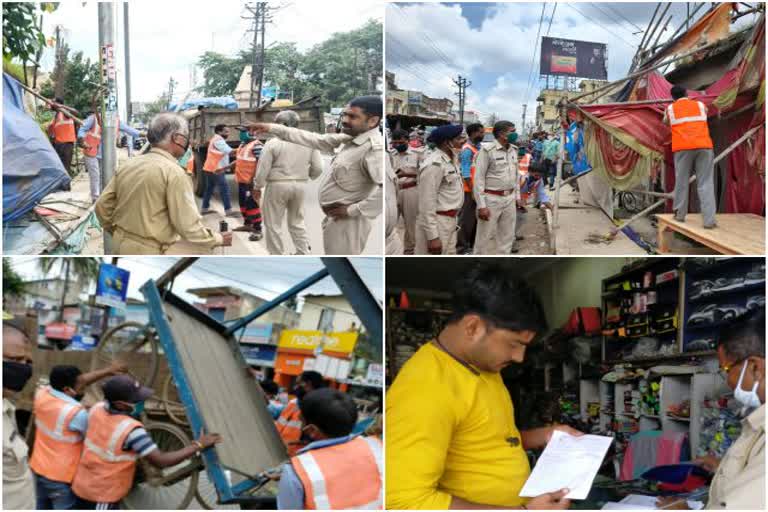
[95,263,130,309]
[540,37,607,80]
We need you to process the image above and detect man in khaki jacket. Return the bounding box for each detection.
[249,96,383,255]
[253,110,324,255]
[95,113,232,254]
[3,317,35,510]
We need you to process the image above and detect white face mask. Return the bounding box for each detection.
[733,360,761,410]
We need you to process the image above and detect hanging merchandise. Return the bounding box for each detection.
[698,398,743,458]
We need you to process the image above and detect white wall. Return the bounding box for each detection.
[298,296,358,332]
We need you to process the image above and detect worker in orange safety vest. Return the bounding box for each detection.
[232,127,264,241]
[276,371,327,457]
[29,362,127,509]
[663,85,717,228]
[456,123,484,254]
[70,375,222,509]
[47,98,77,172]
[201,124,238,217]
[276,388,382,510]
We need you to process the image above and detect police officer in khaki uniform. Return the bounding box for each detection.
[385,157,403,255]
[3,318,35,510]
[473,120,519,255]
[249,96,383,255]
[415,125,465,255]
[95,113,232,254]
[253,110,324,255]
[389,128,423,255]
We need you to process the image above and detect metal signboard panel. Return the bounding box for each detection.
[540,36,608,80]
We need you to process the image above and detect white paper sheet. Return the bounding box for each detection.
[601,494,705,510]
[519,430,613,500]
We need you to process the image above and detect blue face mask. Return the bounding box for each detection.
[177,147,192,168]
[130,401,146,418]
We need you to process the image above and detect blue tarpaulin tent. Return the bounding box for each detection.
[168,96,238,112]
[2,73,71,222]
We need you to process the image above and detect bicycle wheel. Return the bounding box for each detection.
[162,373,190,427]
[121,421,199,510]
[92,321,160,389]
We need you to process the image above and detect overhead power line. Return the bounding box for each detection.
[522,3,547,107]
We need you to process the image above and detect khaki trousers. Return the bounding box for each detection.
[415,215,458,255]
[474,193,517,254]
[264,181,310,255]
[397,186,419,255]
[323,215,371,255]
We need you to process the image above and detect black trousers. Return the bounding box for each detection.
[456,190,477,253]
[53,142,74,172]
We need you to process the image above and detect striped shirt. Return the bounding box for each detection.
[105,403,158,457]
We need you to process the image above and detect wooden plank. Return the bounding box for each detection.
[162,301,287,476]
[656,214,765,255]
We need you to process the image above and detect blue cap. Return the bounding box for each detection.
[427,124,463,144]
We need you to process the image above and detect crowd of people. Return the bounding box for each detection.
[386,121,559,255]
[46,95,384,256]
[3,318,383,510]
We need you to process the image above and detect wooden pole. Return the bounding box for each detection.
[552,103,566,229]
[649,15,674,54]
[11,78,84,121]
[611,124,762,234]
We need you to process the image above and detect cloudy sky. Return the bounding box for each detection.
[38,0,382,113]
[9,257,383,306]
[386,2,758,126]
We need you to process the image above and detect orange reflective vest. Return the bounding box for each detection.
[292,436,383,510]
[51,112,76,143]
[276,399,303,457]
[83,120,102,158]
[186,152,195,175]
[29,387,85,483]
[461,142,478,193]
[71,402,143,503]
[203,134,227,173]
[235,140,261,184]
[667,98,713,152]
[518,154,531,176]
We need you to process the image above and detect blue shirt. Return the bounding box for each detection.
[77,115,141,159]
[213,137,233,167]
[277,435,356,510]
[520,175,550,204]
[48,388,89,436]
[459,143,479,179]
[542,139,560,160]
[533,140,544,153]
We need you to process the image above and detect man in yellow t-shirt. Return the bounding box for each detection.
[386,262,583,510]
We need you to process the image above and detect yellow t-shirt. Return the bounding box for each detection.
[386,342,531,510]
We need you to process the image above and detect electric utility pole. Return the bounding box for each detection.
[124,3,132,123]
[243,3,277,108]
[452,75,471,125]
[98,2,117,252]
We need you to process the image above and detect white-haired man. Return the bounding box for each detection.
[253,110,324,255]
[95,113,232,254]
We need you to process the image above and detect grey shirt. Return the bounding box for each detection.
[268,125,383,219]
[473,140,519,208]
[416,150,464,240]
[253,137,324,188]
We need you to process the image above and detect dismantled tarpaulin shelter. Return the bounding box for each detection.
[569,8,765,217]
[2,73,71,222]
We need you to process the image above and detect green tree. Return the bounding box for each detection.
[3,259,26,300]
[196,51,247,97]
[38,257,101,322]
[40,46,100,115]
[2,2,58,83]
[135,92,170,125]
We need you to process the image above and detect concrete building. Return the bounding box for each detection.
[298,294,360,333]
[385,72,453,121]
[535,79,609,132]
[188,286,300,328]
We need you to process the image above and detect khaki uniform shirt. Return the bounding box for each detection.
[3,398,35,510]
[95,148,222,252]
[416,150,464,240]
[706,403,765,509]
[385,157,399,237]
[253,138,324,189]
[390,147,423,188]
[473,140,520,208]
[268,125,383,219]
